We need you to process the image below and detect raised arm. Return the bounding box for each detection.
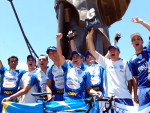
[86,28,99,60]
[131,17,150,31]
[105,33,121,58]
[67,30,78,51]
[56,33,65,65]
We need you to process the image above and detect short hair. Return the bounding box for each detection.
[38,54,48,61]
[8,56,18,63]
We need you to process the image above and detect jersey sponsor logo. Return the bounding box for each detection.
[109,66,114,69]
[3,72,18,88]
[138,58,146,64]
[56,90,64,94]
[120,70,124,73]
[90,76,100,85]
[138,62,148,72]
[119,65,124,69]
[3,90,13,94]
[54,75,64,89]
[67,91,77,96]
[67,77,81,89]
[92,86,100,91]
[138,54,142,59]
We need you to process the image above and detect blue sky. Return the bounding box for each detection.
[0,0,149,69]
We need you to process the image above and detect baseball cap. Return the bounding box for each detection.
[107,45,120,51]
[71,51,83,58]
[85,51,92,57]
[130,32,142,41]
[46,46,57,54]
[27,55,36,62]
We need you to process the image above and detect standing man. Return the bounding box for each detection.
[2,54,52,103]
[56,33,102,101]
[46,46,64,101]
[129,17,150,106]
[0,56,26,112]
[86,28,133,106]
[19,55,38,103]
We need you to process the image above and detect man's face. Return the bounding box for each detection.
[8,58,18,69]
[38,56,48,68]
[72,54,83,66]
[86,54,95,65]
[131,36,143,51]
[48,50,58,61]
[109,47,120,59]
[27,57,36,69]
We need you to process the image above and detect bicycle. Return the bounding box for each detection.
[31,93,115,113]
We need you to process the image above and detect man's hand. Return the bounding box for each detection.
[67,30,78,41]
[131,17,143,24]
[94,91,103,99]
[56,33,63,40]
[2,97,11,103]
[88,28,94,37]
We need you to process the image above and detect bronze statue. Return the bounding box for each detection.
[55,0,130,59]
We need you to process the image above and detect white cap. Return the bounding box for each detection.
[130,32,142,40]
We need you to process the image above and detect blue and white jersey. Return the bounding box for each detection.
[62,62,91,100]
[96,55,132,98]
[28,68,47,93]
[47,64,64,101]
[85,64,104,98]
[0,66,26,96]
[129,42,150,88]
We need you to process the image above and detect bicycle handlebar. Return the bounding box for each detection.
[31,92,51,97]
[84,95,115,113]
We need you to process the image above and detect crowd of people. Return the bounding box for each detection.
[0,17,150,112]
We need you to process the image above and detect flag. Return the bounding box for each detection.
[2,100,88,113]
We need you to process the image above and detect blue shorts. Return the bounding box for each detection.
[53,94,64,101]
[138,87,150,106]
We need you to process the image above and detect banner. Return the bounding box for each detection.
[2,100,88,113]
[2,100,150,113]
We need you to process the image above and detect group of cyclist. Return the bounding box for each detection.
[0,17,150,113]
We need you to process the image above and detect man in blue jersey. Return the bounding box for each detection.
[46,46,64,101]
[87,28,133,106]
[129,17,150,106]
[0,56,26,112]
[56,33,102,101]
[2,55,52,103]
[84,51,104,98]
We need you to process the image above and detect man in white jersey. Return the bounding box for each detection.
[86,28,133,106]
[19,55,38,103]
[2,55,52,103]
